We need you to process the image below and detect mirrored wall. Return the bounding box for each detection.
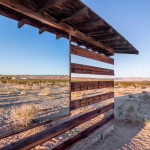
[0,16,70,137]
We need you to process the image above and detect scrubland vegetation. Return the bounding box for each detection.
[11,104,39,127]
[0,75,70,137]
[115,81,150,88]
[0,78,68,85]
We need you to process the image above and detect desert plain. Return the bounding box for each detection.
[0,76,150,150]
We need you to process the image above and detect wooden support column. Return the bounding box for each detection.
[69,34,72,111]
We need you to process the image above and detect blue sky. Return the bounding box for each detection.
[82,0,150,78]
[0,16,69,75]
[0,0,150,77]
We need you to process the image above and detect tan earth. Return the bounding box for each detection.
[0,83,150,150]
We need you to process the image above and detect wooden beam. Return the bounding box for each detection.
[114,47,134,51]
[103,40,127,45]
[71,92,114,110]
[53,114,114,150]
[18,18,28,28]
[115,50,139,54]
[0,0,114,55]
[87,28,114,36]
[110,44,131,49]
[1,104,114,150]
[71,63,114,75]
[98,35,121,41]
[94,33,118,41]
[0,6,20,20]
[39,27,47,34]
[56,34,62,39]
[71,81,114,92]
[74,19,105,30]
[61,7,88,22]
[70,45,114,64]
[21,0,36,11]
[37,0,68,12]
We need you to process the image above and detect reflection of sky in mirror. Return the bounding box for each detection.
[0,16,69,75]
[71,54,114,79]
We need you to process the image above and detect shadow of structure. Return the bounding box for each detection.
[91,91,150,150]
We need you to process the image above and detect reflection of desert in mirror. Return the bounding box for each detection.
[71,76,114,104]
[0,16,69,137]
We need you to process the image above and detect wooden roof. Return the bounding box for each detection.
[0,0,139,56]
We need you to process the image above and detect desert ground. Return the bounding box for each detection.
[0,78,150,150]
[89,84,150,150]
[0,75,70,137]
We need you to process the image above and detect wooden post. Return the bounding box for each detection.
[69,34,72,111]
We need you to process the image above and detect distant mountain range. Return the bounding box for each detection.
[115,77,150,81]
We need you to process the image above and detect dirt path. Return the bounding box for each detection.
[90,121,150,150]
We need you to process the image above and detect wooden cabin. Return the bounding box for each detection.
[0,0,138,149]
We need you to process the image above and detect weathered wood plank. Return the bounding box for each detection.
[1,104,114,150]
[53,114,114,150]
[71,45,114,64]
[103,40,127,45]
[97,35,121,41]
[87,28,114,36]
[37,0,68,12]
[71,63,114,75]
[71,81,114,92]
[71,92,114,110]
[18,18,28,28]
[61,7,88,22]
[110,44,131,49]
[74,19,105,30]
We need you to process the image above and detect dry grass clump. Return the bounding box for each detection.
[38,88,51,96]
[141,85,147,89]
[21,90,27,95]
[11,104,39,126]
[141,93,150,102]
[142,118,150,124]
[118,92,123,95]
[128,94,135,99]
[71,91,81,99]
[126,105,140,124]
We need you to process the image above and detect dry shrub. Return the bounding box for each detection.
[141,94,150,102]
[142,118,150,125]
[38,88,51,96]
[140,85,147,89]
[128,94,135,99]
[21,90,27,95]
[126,105,140,124]
[11,104,39,126]
[118,92,123,95]
[71,91,81,98]
[7,91,13,94]
[142,91,147,94]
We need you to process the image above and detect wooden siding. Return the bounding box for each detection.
[71,81,114,92]
[71,45,114,64]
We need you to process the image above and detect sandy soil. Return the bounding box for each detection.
[0,84,150,150]
[89,86,150,150]
[0,83,69,137]
[90,121,150,150]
